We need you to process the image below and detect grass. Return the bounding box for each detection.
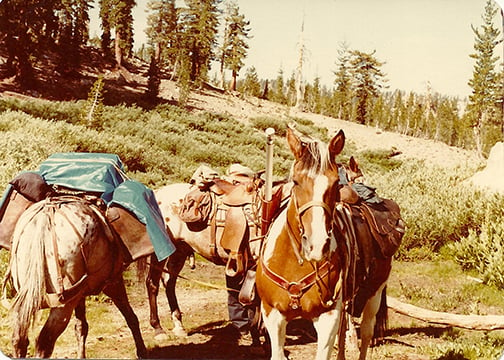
[0,96,504,359]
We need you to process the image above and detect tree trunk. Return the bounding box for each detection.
[388,296,504,331]
[155,42,161,64]
[115,28,123,68]
[473,112,485,159]
[230,70,237,91]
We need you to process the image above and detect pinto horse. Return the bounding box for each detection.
[256,127,347,360]
[145,182,263,338]
[256,127,391,360]
[8,196,146,358]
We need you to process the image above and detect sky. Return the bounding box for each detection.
[89,0,504,99]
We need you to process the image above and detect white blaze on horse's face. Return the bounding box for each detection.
[302,175,330,262]
[287,126,345,263]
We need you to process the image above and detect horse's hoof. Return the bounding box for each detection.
[154,332,169,342]
[172,328,188,337]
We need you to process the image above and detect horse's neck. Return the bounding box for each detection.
[262,205,302,267]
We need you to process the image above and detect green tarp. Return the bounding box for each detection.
[39,153,128,202]
[110,180,175,261]
[36,152,175,261]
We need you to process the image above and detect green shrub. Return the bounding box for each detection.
[362,160,497,259]
[449,205,504,288]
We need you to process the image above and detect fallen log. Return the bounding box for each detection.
[387,296,504,331]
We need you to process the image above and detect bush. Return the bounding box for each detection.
[362,159,496,259]
[448,201,504,288]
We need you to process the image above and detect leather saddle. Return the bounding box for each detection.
[179,171,261,278]
[359,199,405,258]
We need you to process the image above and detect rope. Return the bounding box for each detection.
[145,258,240,293]
[176,273,239,293]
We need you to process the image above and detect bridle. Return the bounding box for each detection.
[261,180,342,310]
[286,191,333,265]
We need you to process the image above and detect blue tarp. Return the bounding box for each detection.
[110,180,175,261]
[39,153,128,203]
[36,152,175,261]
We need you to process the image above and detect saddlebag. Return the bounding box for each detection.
[107,205,154,261]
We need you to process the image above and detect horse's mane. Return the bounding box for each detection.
[291,138,335,178]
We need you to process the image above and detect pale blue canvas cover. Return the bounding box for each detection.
[39,153,128,202]
[110,180,175,261]
[35,153,175,260]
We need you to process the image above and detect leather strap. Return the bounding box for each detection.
[260,256,334,310]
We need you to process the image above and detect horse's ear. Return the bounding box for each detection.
[328,130,345,160]
[349,156,359,172]
[286,126,304,160]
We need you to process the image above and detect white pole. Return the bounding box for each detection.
[264,128,275,201]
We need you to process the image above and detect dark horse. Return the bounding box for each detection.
[255,127,392,360]
[8,196,146,358]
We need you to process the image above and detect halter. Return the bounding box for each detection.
[287,192,334,265]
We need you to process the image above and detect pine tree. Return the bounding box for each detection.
[146,0,178,67]
[271,68,286,104]
[180,0,221,85]
[304,77,321,114]
[146,55,161,101]
[57,0,92,76]
[0,0,60,88]
[333,42,352,120]
[220,1,250,91]
[239,66,261,97]
[285,72,297,106]
[100,0,136,67]
[83,75,105,128]
[349,49,387,124]
[467,0,501,157]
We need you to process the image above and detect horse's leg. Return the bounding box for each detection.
[146,254,168,339]
[74,298,88,359]
[312,300,343,360]
[103,275,147,358]
[162,247,190,337]
[358,283,386,360]
[261,305,287,360]
[35,301,77,358]
[335,311,351,360]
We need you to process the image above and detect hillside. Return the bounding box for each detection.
[0,48,483,172]
[159,80,483,170]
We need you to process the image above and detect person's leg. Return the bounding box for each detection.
[226,274,250,334]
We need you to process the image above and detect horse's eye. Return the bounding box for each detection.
[292,179,299,186]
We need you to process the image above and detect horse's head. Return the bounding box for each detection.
[344,156,365,184]
[286,126,345,262]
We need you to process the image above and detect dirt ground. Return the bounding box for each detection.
[1,261,437,360]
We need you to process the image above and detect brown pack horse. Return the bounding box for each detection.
[7,196,146,358]
[256,127,390,360]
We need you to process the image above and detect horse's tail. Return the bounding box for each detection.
[10,206,48,332]
[373,285,388,345]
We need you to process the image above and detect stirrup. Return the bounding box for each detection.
[225,253,244,277]
[238,269,256,305]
